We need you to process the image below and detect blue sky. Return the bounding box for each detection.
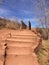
[0,0,49,27]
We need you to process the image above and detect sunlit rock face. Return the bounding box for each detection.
[0,29,42,65]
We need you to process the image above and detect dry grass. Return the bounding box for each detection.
[0,18,20,29]
[37,40,49,65]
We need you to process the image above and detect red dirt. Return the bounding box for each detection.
[0,29,42,65]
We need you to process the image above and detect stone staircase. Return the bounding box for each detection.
[0,30,41,65]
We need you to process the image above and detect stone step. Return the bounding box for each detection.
[6,42,37,50]
[7,42,37,48]
[9,34,37,37]
[0,39,34,43]
[7,42,33,47]
[6,47,32,55]
[7,41,38,47]
[8,30,33,34]
[7,36,37,40]
[9,30,34,34]
[6,38,33,43]
[7,30,37,36]
[6,40,34,43]
[7,38,37,42]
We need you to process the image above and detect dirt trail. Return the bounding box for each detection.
[0,30,41,65]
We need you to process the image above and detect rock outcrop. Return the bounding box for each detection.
[20,21,27,30]
[27,21,31,30]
